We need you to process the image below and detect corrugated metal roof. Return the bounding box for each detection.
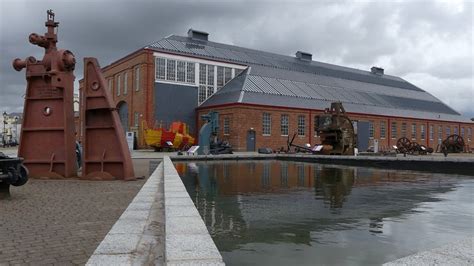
[148,35,422,90]
[201,67,471,122]
[147,34,470,122]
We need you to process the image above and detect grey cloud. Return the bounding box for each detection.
[1,0,472,116]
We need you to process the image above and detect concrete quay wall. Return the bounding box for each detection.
[87,157,224,265]
[171,153,474,176]
[162,156,224,265]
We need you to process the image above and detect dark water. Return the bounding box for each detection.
[174,160,473,265]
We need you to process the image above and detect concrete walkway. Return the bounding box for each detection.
[87,162,165,265]
[384,237,473,265]
[87,156,223,265]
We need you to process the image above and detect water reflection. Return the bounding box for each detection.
[175,160,471,265]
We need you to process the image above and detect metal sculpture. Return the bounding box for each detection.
[12,10,77,178]
[441,134,465,156]
[0,152,29,192]
[197,112,232,155]
[395,137,433,155]
[287,133,316,154]
[396,137,412,154]
[314,102,356,155]
[143,121,195,152]
[81,58,135,180]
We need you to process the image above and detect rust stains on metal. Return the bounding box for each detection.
[82,58,135,180]
[12,10,77,178]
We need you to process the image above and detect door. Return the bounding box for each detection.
[117,101,129,132]
[246,130,256,151]
[357,121,370,152]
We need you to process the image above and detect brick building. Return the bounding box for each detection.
[79,29,473,151]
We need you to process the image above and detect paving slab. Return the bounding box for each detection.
[384,237,473,266]
[166,233,223,262]
[0,177,145,265]
[163,156,224,265]
[86,161,165,265]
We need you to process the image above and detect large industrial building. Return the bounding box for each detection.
[79,29,473,151]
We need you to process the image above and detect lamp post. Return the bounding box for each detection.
[2,111,7,148]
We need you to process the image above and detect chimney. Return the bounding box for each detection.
[371,66,384,76]
[296,51,312,61]
[187,29,209,41]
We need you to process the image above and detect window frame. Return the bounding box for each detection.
[411,123,417,140]
[420,124,425,140]
[223,117,230,135]
[176,60,186,83]
[297,115,306,137]
[134,66,140,92]
[156,57,166,80]
[281,114,289,136]
[166,59,176,81]
[116,74,121,96]
[391,121,397,139]
[380,121,386,139]
[198,85,207,104]
[123,71,128,95]
[401,122,407,138]
[429,125,434,140]
[134,112,139,127]
[262,113,271,136]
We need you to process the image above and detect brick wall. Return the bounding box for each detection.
[78,50,474,152]
[198,104,474,152]
[79,49,154,148]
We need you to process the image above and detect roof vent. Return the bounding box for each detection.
[371,66,384,76]
[187,29,209,41]
[296,51,312,61]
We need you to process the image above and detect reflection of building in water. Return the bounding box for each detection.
[175,161,456,251]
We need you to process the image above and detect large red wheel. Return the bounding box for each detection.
[411,142,421,154]
[442,134,465,153]
[396,137,411,153]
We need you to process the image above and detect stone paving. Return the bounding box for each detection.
[384,237,473,265]
[0,162,149,265]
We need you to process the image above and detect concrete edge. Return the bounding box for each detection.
[163,156,225,265]
[383,237,474,265]
[170,154,474,176]
[86,162,163,266]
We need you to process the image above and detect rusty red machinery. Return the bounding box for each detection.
[440,134,465,157]
[12,10,134,180]
[12,10,77,178]
[314,102,356,155]
[396,137,433,155]
[81,58,135,180]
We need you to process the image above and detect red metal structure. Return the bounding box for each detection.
[12,10,77,178]
[82,58,135,180]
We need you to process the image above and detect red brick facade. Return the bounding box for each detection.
[198,104,474,152]
[78,49,474,152]
[79,49,155,147]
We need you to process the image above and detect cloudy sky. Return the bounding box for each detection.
[1,0,472,118]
